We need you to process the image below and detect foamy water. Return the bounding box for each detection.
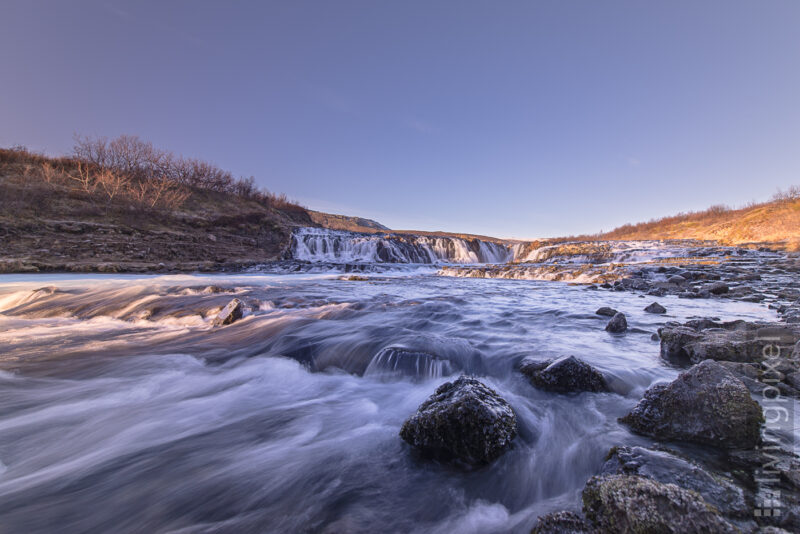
[0,271,777,533]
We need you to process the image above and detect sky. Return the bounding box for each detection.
[1,1,799,239]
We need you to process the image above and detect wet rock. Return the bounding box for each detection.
[582,474,738,533]
[786,371,800,390]
[657,321,799,365]
[212,298,244,326]
[644,302,667,314]
[595,307,618,317]
[708,282,730,295]
[605,312,627,333]
[519,356,609,393]
[531,511,594,534]
[399,376,517,465]
[601,446,748,517]
[619,360,763,449]
[717,361,760,380]
[668,275,687,284]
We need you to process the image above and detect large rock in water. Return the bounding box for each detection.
[582,474,738,533]
[605,312,627,333]
[620,360,763,449]
[601,446,748,518]
[519,356,609,393]
[644,302,667,314]
[212,298,244,326]
[596,306,619,317]
[399,376,517,465]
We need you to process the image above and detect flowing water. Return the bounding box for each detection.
[1,225,785,533]
[0,261,777,533]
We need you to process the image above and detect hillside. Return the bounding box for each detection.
[0,146,320,273]
[594,194,800,251]
[307,210,389,233]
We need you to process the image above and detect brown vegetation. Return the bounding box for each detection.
[0,139,313,272]
[593,191,800,250]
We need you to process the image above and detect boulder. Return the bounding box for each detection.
[644,302,667,314]
[605,312,627,333]
[212,298,244,326]
[620,360,763,449]
[657,322,790,365]
[520,356,609,393]
[596,306,618,317]
[531,511,594,534]
[601,446,748,517]
[707,282,730,295]
[668,275,687,284]
[582,474,738,533]
[399,376,517,465]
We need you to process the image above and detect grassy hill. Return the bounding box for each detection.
[0,143,315,273]
[593,194,800,251]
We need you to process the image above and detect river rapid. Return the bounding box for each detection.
[0,259,779,532]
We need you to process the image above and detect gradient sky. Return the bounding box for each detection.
[2,1,799,238]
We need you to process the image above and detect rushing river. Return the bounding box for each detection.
[0,269,776,533]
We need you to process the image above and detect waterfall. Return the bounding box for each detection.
[289,228,514,264]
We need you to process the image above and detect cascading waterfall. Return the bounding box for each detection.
[289,227,513,264]
[289,228,727,266]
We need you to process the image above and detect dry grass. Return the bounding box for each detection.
[591,193,800,249]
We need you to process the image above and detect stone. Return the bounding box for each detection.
[601,446,748,517]
[519,356,609,393]
[582,474,738,534]
[619,360,763,449]
[531,511,594,534]
[399,376,517,465]
[605,312,627,333]
[644,302,667,314]
[212,298,244,326]
[596,307,618,317]
[708,282,730,295]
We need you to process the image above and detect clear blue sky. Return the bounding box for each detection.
[2,1,799,238]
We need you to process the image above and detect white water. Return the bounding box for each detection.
[290,228,739,266]
[0,271,777,533]
[290,228,512,264]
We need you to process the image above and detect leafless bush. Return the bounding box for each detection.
[772,186,800,203]
[66,161,95,194]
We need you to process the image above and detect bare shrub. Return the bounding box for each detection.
[66,161,96,194]
[772,186,800,203]
[95,169,128,201]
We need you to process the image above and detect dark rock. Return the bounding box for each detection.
[605,312,627,333]
[644,302,667,314]
[620,360,763,449]
[708,282,730,295]
[582,474,738,533]
[212,298,244,326]
[601,446,748,517]
[668,275,687,284]
[596,307,618,317]
[531,511,594,534]
[786,371,800,390]
[519,356,609,393]
[399,376,517,465]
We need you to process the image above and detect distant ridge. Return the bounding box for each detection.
[308,210,390,233]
